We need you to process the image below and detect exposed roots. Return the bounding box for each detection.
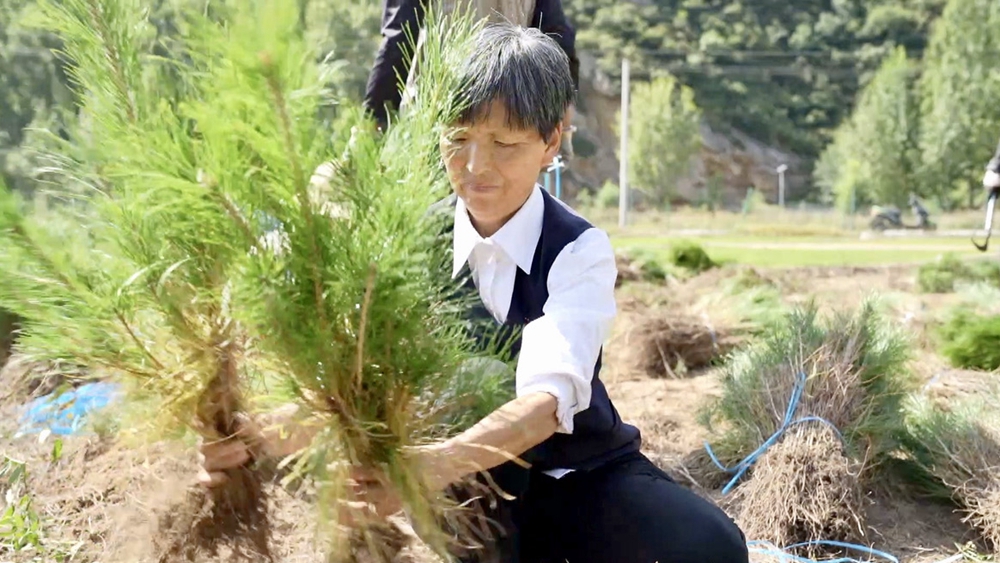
[960,483,1000,551]
[734,426,866,558]
[631,314,739,378]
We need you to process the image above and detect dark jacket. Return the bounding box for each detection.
[363,0,580,129]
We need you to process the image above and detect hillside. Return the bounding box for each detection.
[561,0,948,205]
[0,0,950,205]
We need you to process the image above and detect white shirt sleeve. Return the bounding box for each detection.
[514,227,618,434]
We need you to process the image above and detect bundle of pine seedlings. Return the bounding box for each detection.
[1,0,510,561]
[700,299,914,558]
[903,390,1000,551]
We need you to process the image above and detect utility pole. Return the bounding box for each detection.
[776,164,788,208]
[619,58,630,229]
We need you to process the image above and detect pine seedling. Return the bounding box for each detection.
[5,0,515,560]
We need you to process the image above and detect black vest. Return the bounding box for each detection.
[439,190,641,472]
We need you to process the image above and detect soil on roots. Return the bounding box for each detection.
[732,426,866,557]
[155,467,271,563]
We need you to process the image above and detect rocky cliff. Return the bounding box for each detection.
[562,53,810,208]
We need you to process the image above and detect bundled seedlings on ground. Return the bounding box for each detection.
[937,307,1000,371]
[2,1,505,561]
[670,240,716,273]
[700,300,913,556]
[903,393,1000,550]
[691,277,786,338]
[917,253,1000,293]
[629,313,740,377]
[614,249,670,286]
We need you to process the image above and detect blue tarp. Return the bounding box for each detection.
[18,381,121,436]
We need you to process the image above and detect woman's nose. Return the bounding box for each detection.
[465,141,493,175]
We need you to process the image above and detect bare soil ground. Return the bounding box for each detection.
[0,263,989,562]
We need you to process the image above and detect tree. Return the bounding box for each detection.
[624,74,702,208]
[815,47,919,210]
[918,0,1000,208]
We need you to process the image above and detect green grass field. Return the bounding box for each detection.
[590,207,990,267]
[614,236,980,267]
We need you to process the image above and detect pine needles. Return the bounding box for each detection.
[2,0,509,561]
[701,299,914,555]
[904,392,1000,551]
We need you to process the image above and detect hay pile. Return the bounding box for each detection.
[904,393,1000,550]
[701,300,913,556]
[630,313,739,377]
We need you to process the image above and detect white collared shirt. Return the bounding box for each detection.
[451,186,618,445]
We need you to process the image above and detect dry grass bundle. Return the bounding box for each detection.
[0,354,80,404]
[630,313,740,377]
[701,300,913,552]
[733,426,866,555]
[904,393,1000,550]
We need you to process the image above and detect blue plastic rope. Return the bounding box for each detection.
[747,540,899,563]
[704,371,846,495]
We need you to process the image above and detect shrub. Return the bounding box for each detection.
[918,253,1000,293]
[670,240,716,273]
[938,308,1000,371]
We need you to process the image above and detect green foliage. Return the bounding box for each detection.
[0,0,380,198]
[694,272,786,337]
[817,47,921,210]
[567,0,943,158]
[2,0,509,556]
[624,74,702,208]
[740,187,766,215]
[900,390,1000,553]
[304,0,383,101]
[592,180,620,209]
[917,253,1000,293]
[621,247,671,282]
[937,309,1000,370]
[701,300,914,468]
[669,240,716,273]
[918,0,1000,207]
[0,456,41,552]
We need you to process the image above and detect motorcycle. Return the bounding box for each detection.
[869,196,937,232]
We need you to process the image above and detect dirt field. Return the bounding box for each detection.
[0,262,991,562]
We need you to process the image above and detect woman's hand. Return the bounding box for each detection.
[196,403,316,488]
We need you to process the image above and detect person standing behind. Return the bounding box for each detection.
[363,0,579,155]
[984,138,1000,192]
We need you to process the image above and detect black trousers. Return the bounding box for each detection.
[442,452,749,563]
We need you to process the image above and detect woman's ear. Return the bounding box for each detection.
[543,124,564,167]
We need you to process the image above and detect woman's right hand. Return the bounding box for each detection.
[197,403,316,488]
[197,434,251,487]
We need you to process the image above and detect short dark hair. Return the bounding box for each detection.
[451,23,575,141]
